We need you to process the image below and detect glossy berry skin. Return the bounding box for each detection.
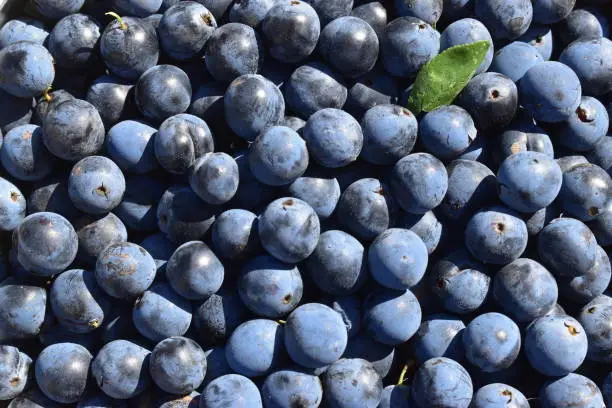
[494,258,558,323]
[364,288,422,345]
[224,74,285,141]
[239,255,303,318]
[412,357,473,408]
[457,72,518,130]
[248,126,308,186]
[345,69,399,119]
[0,42,55,98]
[86,75,135,127]
[588,210,612,247]
[229,0,276,27]
[284,303,347,368]
[158,2,216,61]
[474,0,533,40]
[378,385,410,408]
[397,211,442,255]
[136,65,192,123]
[381,17,440,79]
[539,373,605,408]
[440,18,494,75]
[35,343,92,404]
[15,212,78,276]
[465,207,528,265]
[33,88,73,124]
[395,0,442,25]
[556,155,589,172]
[472,383,529,408]
[303,108,363,168]
[559,252,610,314]
[149,336,206,395]
[516,24,553,61]
[559,96,609,152]
[114,0,162,16]
[463,312,521,372]
[106,120,158,174]
[0,88,34,135]
[497,127,554,163]
[525,315,588,376]
[559,38,612,97]
[42,98,105,161]
[157,186,216,244]
[284,62,347,119]
[0,124,53,181]
[519,61,582,123]
[498,151,562,213]
[431,250,490,314]
[0,18,48,49]
[100,16,159,80]
[190,153,239,205]
[259,197,320,263]
[0,280,46,342]
[155,114,214,175]
[68,156,126,214]
[202,374,263,408]
[0,346,31,400]
[288,176,341,219]
[533,0,575,24]
[301,0,352,26]
[212,209,260,261]
[368,228,428,290]
[326,295,361,340]
[350,2,387,37]
[262,369,323,408]
[48,13,101,69]
[204,23,263,83]
[261,1,320,64]
[319,16,378,79]
[95,242,156,299]
[194,289,248,345]
[0,178,26,231]
[166,241,224,300]
[538,217,599,277]
[342,334,394,378]
[114,175,165,233]
[202,347,233,386]
[390,153,448,215]
[419,105,476,161]
[91,340,151,400]
[579,295,612,363]
[556,8,609,48]
[491,41,543,82]
[306,230,366,295]
[226,319,284,377]
[559,163,612,221]
[51,269,111,333]
[439,160,496,223]
[413,314,466,363]
[323,359,382,408]
[73,213,127,266]
[360,104,417,165]
[133,283,193,342]
[140,233,177,277]
[337,178,397,240]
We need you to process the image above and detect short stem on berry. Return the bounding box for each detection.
[105,12,127,30]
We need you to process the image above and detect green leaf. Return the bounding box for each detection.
[407,40,490,114]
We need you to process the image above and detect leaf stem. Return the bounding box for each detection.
[42,86,52,102]
[398,364,409,385]
[105,12,127,30]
